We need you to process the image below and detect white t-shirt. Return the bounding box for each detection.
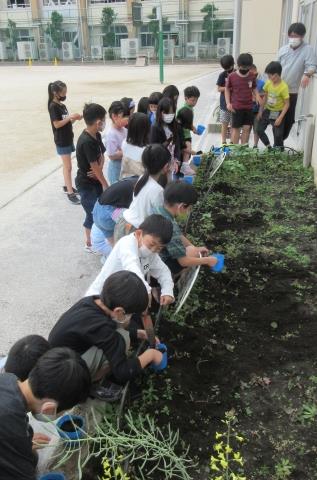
[85,233,174,298]
[123,176,164,228]
[120,141,145,179]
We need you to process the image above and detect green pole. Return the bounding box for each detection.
[159,30,164,84]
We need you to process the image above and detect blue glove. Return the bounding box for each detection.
[211,253,225,272]
[150,343,168,372]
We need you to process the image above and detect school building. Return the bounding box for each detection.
[234,0,317,182]
[0,0,234,61]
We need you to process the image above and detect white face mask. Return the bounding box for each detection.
[163,113,175,124]
[289,37,302,48]
[139,245,152,258]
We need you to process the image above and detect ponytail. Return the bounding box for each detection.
[47,80,66,110]
[134,144,171,197]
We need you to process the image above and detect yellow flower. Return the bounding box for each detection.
[215,476,224,480]
[216,432,224,439]
[210,455,219,464]
[218,452,226,461]
[220,459,228,469]
[225,445,233,454]
[211,463,220,471]
[236,435,245,442]
[214,442,224,452]
[233,452,244,466]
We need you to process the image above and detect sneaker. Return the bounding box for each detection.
[67,193,81,205]
[89,382,123,402]
[181,163,196,176]
[63,186,78,194]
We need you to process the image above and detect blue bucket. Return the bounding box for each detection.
[196,124,206,135]
[211,253,225,273]
[182,176,194,185]
[39,473,65,480]
[56,414,85,448]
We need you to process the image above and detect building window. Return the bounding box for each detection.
[7,0,30,8]
[90,0,125,4]
[140,23,170,48]
[43,0,76,5]
[112,24,128,47]
[16,29,34,40]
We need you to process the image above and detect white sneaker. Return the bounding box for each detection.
[181,163,196,176]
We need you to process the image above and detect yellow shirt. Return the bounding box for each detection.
[264,80,289,112]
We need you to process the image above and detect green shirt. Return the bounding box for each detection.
[154,205,186,261]
[177,103,194,141]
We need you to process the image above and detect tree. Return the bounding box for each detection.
[101,7,117,47]
[147,7,168,54]
[46,11,63,49]
[6,19,18,58]
[201,2,224,44]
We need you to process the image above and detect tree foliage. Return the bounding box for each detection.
[201,2,224,44]
[6,19,18,52]
[46,11,64,49]
[101,7,117,47]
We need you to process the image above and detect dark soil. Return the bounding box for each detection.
[130,152,317,480]
[60,419,83,433]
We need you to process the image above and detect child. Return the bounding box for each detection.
[178,86,201,175]
[148,91,163,125]
[106,101,129,185]
[150,97,181,173]
[0,348,90,479]
[249,64,266,148]
[137,96,150,115]
[176,107,196,168]
[225,53,258,144]
[90,223,112,259]
[93,177,137,249]
[115,144,171,239]
[49,271,164,385]
[86,214,174,306]
[154,182,219,275]
[257,61,290,149]
[1,335,50,380]
[120,97,136,118]
[216,55,235,144]
[120,112,150,179]
[75,103,109,251]
[162,84,180,112]
[48,80,82,204]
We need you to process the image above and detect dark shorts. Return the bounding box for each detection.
[56,144,75,156]
[232,110,253,128]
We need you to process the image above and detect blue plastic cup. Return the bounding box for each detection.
[39,474,65,480]
[196,124,206,135]
[192,155,201,166]
[182,176,194,185]
[56,414,85,448]
[151,343,168,372]
[211,253,225,273]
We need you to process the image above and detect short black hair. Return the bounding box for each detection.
[139,214,173,244]
[5,335,50,381]
[83,103,106,125]
[149,92,163,105]
[137,97,149,114]
[237,53,253,68]
[265,61,282,76]
[109,100,125,119]
[164,181,198,207]
[220,54,234,70]
[28,347,91,412]
[100,271,149,314]
[176,107,194,130]
[127,112,150,147]
[184,86,200,99]
[162,85,179,111]
[288,22,306,36]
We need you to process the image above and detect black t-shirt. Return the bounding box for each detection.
[98,177,137,207]
[0,373,35,480]
[75,130,106,189]
[216,70,229,111]
[48,296,142,384]
[48,101,74,147]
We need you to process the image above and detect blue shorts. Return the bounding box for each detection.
[93,202,116,238]
[56,144,75,156]
[76,184,103,229]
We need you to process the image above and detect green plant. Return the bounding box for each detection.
[201,3,225,44]
[209,411,246,480]
[299,402,317,424]
[101,455,130,480]
[46,11,63,49]
[274,458,294,479]
[6,19,18,57]
[101,7,117,47]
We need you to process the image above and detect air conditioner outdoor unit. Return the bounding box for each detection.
[62,42,74,61]
[120,38,139,59]
[38,42,49,60]
[91,45,102,59]
[0,41,8,60]
[186,42,199,59]
[17,41,37,60]
[216,37,230,58]
[163,39,174,58]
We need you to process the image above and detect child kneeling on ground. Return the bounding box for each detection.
[86,214,175,306]
[154,182,219,275]
[48,271,165,393]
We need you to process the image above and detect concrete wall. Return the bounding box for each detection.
[239,0,283,72]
